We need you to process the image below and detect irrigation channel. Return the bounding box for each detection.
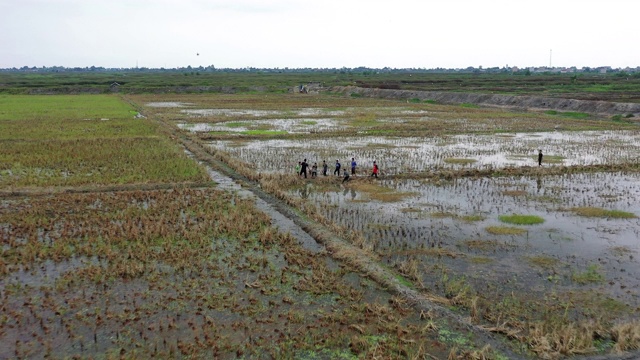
[168,119,640,359]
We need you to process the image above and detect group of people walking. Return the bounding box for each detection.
[296,157,379,182]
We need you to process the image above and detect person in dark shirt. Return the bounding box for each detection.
[351,158,357,175]
[538,150,543,167]
[334,160,341,176]
[322,160,328,176]
[300,159,309,178]
[342,168,350,183]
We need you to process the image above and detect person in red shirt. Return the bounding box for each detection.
[371,161,379,178]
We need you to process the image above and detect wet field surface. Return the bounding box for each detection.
[206,130,640,174]
[135,95,640,357]
[293,172,640,310]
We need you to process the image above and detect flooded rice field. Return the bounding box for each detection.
[292,171,640,311]
[207,130,640,174]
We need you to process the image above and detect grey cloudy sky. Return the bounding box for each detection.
[1,0,638,69]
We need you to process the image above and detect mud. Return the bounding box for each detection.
[331,86,640,117]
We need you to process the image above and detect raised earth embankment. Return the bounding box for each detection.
[330,86,640,117]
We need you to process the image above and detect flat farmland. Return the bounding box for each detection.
[1,94,500,359]
[137,92,640,359]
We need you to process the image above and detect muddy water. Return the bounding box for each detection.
[208,130,640,175]
[297,172,640,308]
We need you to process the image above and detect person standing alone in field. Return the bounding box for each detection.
[351,157,357,175]
[371,161,379,178]
[334,160,341,176]
[538,150,543,167]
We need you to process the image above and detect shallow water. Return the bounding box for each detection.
[295,172,640,307]
[178,118,348,134]
[208,130,640,174]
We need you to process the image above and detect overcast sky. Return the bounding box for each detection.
[1,0,638,69]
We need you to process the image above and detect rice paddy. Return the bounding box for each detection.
[3,89,640,359]
[138,93,640,358]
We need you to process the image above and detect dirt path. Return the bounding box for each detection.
[330,86,640,118]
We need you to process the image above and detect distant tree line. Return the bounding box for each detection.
[2,65,639,75]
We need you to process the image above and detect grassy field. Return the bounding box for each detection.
[0,95,208,187]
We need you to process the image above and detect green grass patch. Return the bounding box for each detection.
[545,110,590,119]
[571,207,637,219]
[498,214,545,225]
[572,264,605,284]
[0,94,208,187]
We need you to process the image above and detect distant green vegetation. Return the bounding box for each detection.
[544,110,590,119]
[2,72,640,104]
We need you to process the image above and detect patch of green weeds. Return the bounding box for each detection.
[545,110,590,119]
[572,264,605,285]
[498,214,545,225]
[438,328,470,347]
[423,99,437,104]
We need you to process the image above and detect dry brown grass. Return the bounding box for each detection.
[349,182,417,202]
[485,226,527,236]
